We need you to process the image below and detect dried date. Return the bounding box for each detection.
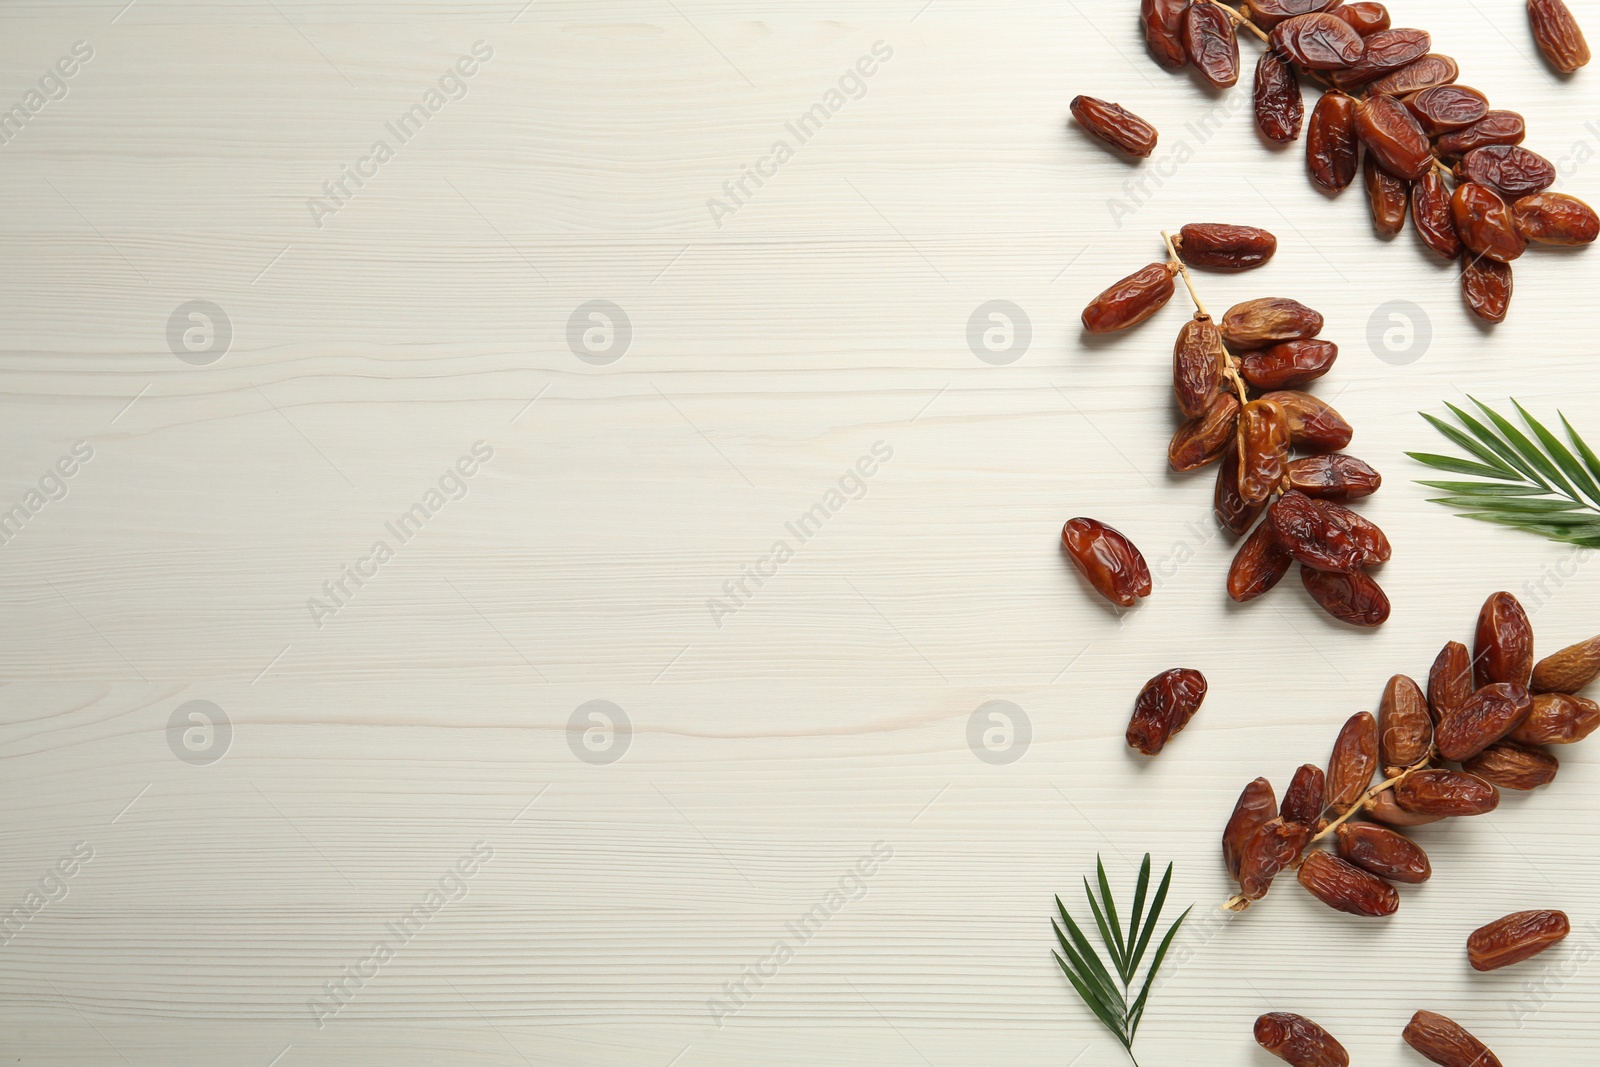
[1239,339,1338,390]
[1402,1011,1503,1067]
[1434,110,1526,159]
[1297,848,1400,916]
[1404,84,1488,134]
[1354,93,1433,179]
[1177,222,1278,270]
[1363,153,1410,238]
[1307,91,1360,191]
[1327,711,1379,813]
[1301,567,1391,626]
[1428,640,1474,723]
[1461,256,1513,323]
[1468,909,1569,971]
[1247,0,1340,30]
[1262,390,1353,451]
[1531,633,1600,692]
[1184,1,1242,88]
[1127,667,1208,754]
[1255,50,1305,143]
[1254,1011,1350,1067]
[1367,52,1458,95]
[1228,517,1294,600]
[1379,673,1432,773]
[1224,776,1278,879]
[1474,590,1534,687]
[1143,0,1194,69]
[1367,789,1445,826]
[1170,392,1242,471]
[1173,315,1226,417]
[1393,769,1500,816]
[1221,297,1324,348]
[1335,822,1431,882]
[1529,0,1591,72]
[1411,168,1462,259]
[1239,398,1292,505]
[1434,682,1532,761]
[1285,454,1381,500]
[1271,12,1366,69]
[1462,739,1559,789]
[1269,490,1363,571]
[1281,763,1327,826]
[1215,440,1266,534]
[1071,96,1160,158]
[1509,691,1600,744]
[1082,262,1177,333]
[1335,26,1430,85]
[1452,182,1525,263]
[1238,815,1312,899]
[1512,191,1600,245]
[1062,518,1153,607]
[1459,144,1558,200]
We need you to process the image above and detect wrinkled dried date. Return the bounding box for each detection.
[1142,0,1194,69]
[1228,517,1294,600]
[1239,398,1292,505]
[1062,518,1152,608]
[1178,222,1279,270]
[1285,454,1381,500]
[1354,94,1433,179]
[1411,168,1462,259]
[1461,256,1513,323]
[1511,691,1600,744]
[1071,96,1160,158]
[1247,0,1340,30]
[1271,12,1366,69]
[1531,633,1600,692]
[1334,26,1430,85]
[1512,191,1600,245]
[1459,144,1557,200]
[1363,153,1410,238]
[1254,1011,1350,1067]
[1170,392,1242,471]
[1224,776,1278,879]
[1269,490,1364,572]
[1394,769,1500,816]
[1127,667,1208,754]
[1256,50,1305,143]
[1216,440,1266,535]
[1475,590,1534,687]
[1263,390,1353,450]
[1367,789,1445,826]
[1081,262,1177,333]
[1452,182,1526,263]
[1184,1,1242,88]
[1434,682,1532,761]
[1367,52,1458,95]
[1239,339,1338,390]
[1173,315,1226,417]
[1435,110,1526,158]
[1281,763,1326,826]
[1327,711,1379,813]
[1462,738,1559,789]
[1402,1010,1503,1067]
[1297,848,1400,916]
[1529,0,1591,72]
[1301,567,1391,627]
[1221,297,1324,348]
[1307,91,1360,191]
[1239,816,1312,899]
[1468,909,1569,971]
[1335,822,1431,882]
[1380,673,1432,773]
[1405,84,1488,134]
[1428,640,1474,723]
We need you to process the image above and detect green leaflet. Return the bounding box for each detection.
[1413,400,1600,549]
[1050,854,1190,1065]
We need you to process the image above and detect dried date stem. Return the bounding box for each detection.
[1222,759,1426,911]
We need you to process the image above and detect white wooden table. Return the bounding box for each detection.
[3,2,1599,1063]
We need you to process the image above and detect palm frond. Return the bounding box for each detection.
[1413,400,1600,547]
[1050,854,1190,1063]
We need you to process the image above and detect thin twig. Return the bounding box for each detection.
[1160,230,1209,318]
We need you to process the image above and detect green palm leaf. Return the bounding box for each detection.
[1049,854,1190,1065]
[1414,401,1600,548]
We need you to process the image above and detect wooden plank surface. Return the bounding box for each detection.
[3,2,1600,1063]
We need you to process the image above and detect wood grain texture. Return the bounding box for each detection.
[3,2,1600,1064]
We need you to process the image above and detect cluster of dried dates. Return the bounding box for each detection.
[1224,589,1599,918]
[1128,0,1597,322]
[1076,225,1391,625]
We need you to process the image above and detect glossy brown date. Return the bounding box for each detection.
[1307,91,1360,192]
[1246,0,1340,30]
[1459,144,1558,200]
[1380,674,1432,773]
[1428,640,1474,724]
[1434,682,1532,761]
[1183,1,1241,88]
[1238,816,1312,900]
[1531,633,1600,692]
[1239,339,1338,390]
[1302,567,1391,627]
[1327,711,1380,812]
[1170,392,1242,471]
[1461,256,1513,324]
[1172,315,1225,417]
[1142,0,1193,69]
[1268,491,1363,572]
[1239,398,1292,505]
[1367,789,1445,826]
[1062,518,1152,608]
[1254,1011,1350,1067]
[1363,153,1410,238]
[1434,110,1526,159]
[1220,297,1324,348]
[1334,26,1430,85]
[1512,191,1600,245]
[1261,390,1353,451]
[1127,667,1208,755]
[1297,848,1400,916]
[1402,1011,1503,1067]
[1354,93,1434,179]
[1228,517,1293,601]
[1393,769,1500,817]
[1320,500,1389,563]
[1223,776,1278,880]
[1271,12,1366,69]
[1082,262,1177,333]
[1215,441,1267,535]
[1510,692,1600,744]
[1367,52,1458,95]
[1281,763,1326,826]
[1285,454,1381,500]
[1452,182,1525,263]
[1337,2,1390,35]
[1475,590,1534,687]
[1335,822,1431,882]
[1070,96,1160,158]
[1467,909,1570,971]
[1529,0,1591,72]
[1404,84,1488,134]
[1177,223,1279,270]
[1462,738,1559,790]
[1255,50,1305,143]
[1411,168,1462,259]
